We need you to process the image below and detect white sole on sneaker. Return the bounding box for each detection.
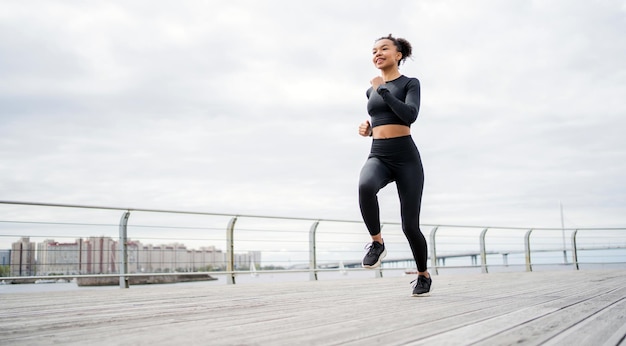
[361,248,387,269]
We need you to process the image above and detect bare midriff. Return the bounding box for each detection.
[372,124,411,139]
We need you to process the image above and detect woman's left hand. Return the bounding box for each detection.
[370,76,385,92]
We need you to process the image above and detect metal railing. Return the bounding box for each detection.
[1,200,625,288]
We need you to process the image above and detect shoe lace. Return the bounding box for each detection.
[364,242,379,256]
[411,276,427,288]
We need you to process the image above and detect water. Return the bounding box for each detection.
[0,269,414,294]
[0,280,120,294]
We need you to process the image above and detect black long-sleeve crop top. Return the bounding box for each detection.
[366,75,421,128]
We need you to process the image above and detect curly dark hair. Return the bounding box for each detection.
[376,34,412,66]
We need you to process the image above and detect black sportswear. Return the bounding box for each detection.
[359,74,428,273]
[366,75,420,128]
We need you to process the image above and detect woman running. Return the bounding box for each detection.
[358,34,431,296]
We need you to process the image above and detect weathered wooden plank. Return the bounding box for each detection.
[471,287,626,346]
[534,297,626,346]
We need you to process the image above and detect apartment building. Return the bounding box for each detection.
[10,237,36,276]
[234,251,261,269]
[0,249,10,266]
[136,243,224,272]
[37,239,81,275]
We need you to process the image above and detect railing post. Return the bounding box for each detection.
[226,217,237,285]
[309,220,320,281]
[479,228,489,273]
[524,229,533,272]
[118,211,130,289]
[429,226,439,275]
[571,229,579,270]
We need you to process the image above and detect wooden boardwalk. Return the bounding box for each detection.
[1,270,625,345]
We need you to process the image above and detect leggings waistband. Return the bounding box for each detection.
[370,135,416,155]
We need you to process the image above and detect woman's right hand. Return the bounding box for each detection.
[358,120,372,137]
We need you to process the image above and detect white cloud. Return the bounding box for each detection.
[1,0,625,240]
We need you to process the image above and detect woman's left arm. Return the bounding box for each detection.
[377,78,421,125]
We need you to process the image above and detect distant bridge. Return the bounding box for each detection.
[317,245,626,270]
[318,251,498,269]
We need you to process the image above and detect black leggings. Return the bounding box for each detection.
[358,135,428,272]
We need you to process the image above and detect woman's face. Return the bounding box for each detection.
[372,39,402,70]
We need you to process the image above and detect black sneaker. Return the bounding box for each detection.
[411,275,432,296]
[361,241,387,269]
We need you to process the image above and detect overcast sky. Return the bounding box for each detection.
[1,0,625,231]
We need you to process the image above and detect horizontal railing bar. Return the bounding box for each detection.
[0,200,364,224]
[0,220,118,227]
[3,200,624,231]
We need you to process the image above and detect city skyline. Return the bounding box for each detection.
[6,236,262,277]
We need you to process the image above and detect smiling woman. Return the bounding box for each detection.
[356,34,431,297]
